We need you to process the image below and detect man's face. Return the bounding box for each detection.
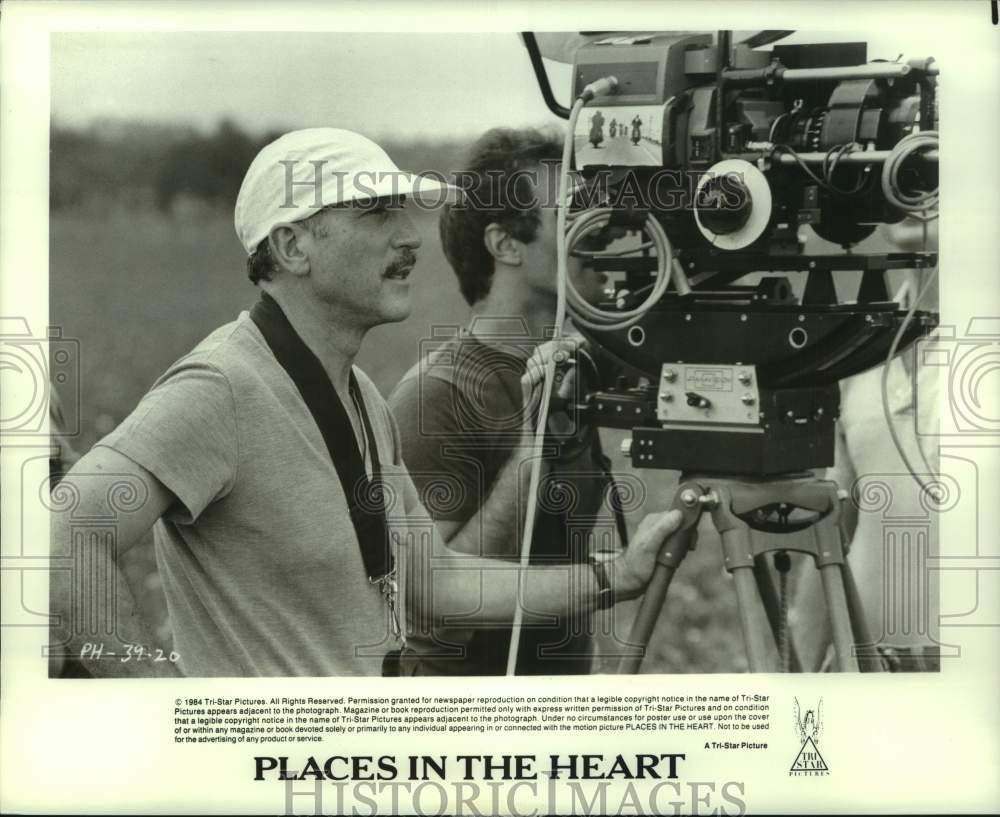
[298,196,422,327]
[517,164,607,305]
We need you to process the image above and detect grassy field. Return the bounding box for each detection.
[50,205,744,674]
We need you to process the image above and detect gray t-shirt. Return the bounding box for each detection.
[98,311,417,676]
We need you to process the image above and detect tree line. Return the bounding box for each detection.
[50,119,461,213]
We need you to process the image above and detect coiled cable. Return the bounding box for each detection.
[881,130,939,221]
[564,208,674,331]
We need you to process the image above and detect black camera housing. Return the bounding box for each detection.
[523,31,939,474]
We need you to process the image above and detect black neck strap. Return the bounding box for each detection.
[250,292,393,581]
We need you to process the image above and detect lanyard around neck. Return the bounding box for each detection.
[250,293,393,582]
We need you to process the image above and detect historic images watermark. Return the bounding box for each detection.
[272,753,748,817]
[0,317,80,440]
[277,161,751,215]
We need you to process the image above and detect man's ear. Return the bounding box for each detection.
[483,222,522,267]
[268,224,311,277]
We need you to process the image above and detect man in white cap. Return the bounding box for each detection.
[50,128,681,677]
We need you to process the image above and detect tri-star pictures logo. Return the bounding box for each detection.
[789,698,829,776]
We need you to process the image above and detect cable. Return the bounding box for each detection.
[770,131,939,210]
[822,142,871,196]
[881,130,939,221]
[767,111,790,144]
[505,91,590,676]
[772,142,871,197]
[878,130,940,498]
[508,73,631,674]
[892,267,937,481]
[564,208,674,331]
[772,143,851,195]
[880,264,940,499]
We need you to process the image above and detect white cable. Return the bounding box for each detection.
[880,265,939,498]
[881,130,939,221]
[505,96,583,676]
[564,209,674,331]
[879,143,939,498]
[507,74,671,672]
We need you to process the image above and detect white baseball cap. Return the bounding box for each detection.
[234,127,454,254]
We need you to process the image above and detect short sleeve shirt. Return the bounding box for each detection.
[97,312,410,676]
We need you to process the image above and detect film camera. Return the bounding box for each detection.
[523,31,939,476]
[521,31,940,672]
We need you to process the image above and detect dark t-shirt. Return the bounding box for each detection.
[389,334,611,675]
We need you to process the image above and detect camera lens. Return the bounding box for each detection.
[697,173,752,235]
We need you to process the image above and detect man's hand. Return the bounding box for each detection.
[611,510,686,600]
[520,337,581,428]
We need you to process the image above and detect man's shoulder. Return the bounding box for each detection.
[387,337,467,410]
[152,312,269,390]
[389,336,530,450]
[390,335,520,401]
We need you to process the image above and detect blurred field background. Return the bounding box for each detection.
[50,118,746,674]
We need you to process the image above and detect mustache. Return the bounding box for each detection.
[385,249,418,276]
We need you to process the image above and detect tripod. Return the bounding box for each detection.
[618,472,884,673]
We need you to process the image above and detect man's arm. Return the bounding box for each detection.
[394,339,685,626]
[405,496,682,627]
[435,427,537,552]
[50,446,181,678]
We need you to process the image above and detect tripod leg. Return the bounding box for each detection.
[813,504,863,672]
[618,525,697,673]
[752,557,803,673]
[732,566,781,672]
[721,528,780,673]
[618,562,678,674]
[841,561,885,672]
[818,564,860,672]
